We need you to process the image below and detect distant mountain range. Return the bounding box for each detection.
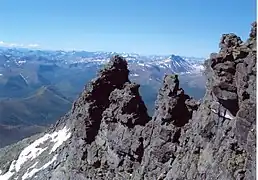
[0,47,206,147]
[0,47,204,73]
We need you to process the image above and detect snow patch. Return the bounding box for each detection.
[0,160,17,180]
[211,108,234,120]
[21,162,38,180]
[191,64,204,73]
[15,141,48,172]
[0,126,71,180]
[50,127,71,152]
[18,60,26,64]
[19,73,28,85]
[224,110,234,120]
[22,155,58,180]
[174,60,180,67]
[144,64,151,67]
[211,108,217,114]
[163,58,171,63]
[131,73,139,77]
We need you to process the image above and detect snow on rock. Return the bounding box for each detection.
[19,73,28,85]
[224,110,234,120]
[21,162,38,180]
[15,141,48,172]
[0,126,71,180]
[17,60,26,64]
[50,126,71,153]
[211,107,234,120]
[22,155,58,180]
[0,160,17,180]
[131,73,139,77]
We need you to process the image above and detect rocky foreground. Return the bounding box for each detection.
[0,22,256,180]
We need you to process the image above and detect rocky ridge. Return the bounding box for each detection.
[0,22,256,180]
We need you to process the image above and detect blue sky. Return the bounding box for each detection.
[0,0,256,57]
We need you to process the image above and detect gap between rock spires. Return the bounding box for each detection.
[0,22,256,180]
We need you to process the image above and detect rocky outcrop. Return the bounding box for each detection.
[60,57,151,179]
[136,74,200,179]
[0,23,256,180]
[135,22,256,180]
[0,56,151,180]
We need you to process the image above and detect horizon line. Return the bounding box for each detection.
[0,45,206,59]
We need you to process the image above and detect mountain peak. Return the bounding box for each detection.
[169,54,182,59]
[99,55,128,74]
[0,22,256,180]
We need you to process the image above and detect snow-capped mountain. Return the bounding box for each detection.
[147,55,202,73]
[0,47,205,75]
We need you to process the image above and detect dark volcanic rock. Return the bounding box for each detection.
[0,23,256,180]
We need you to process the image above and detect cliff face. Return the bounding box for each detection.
[0,22,256,180]
[137,22,256,180]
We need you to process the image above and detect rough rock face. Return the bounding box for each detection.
[0,23,256,180]
[0,56,151,180]
[137,74,200,179]
[136,22,256,180]
[139,22,255,180]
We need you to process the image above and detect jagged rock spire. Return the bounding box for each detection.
[70,55,131,144]
[0,55,151,180]
[136,74,200,179]
[153,74,199,126]
[0,22,256,180]
[134,21,256,180]
[63,55,150,179]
